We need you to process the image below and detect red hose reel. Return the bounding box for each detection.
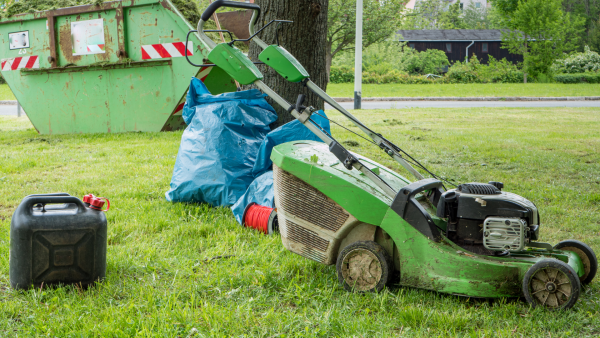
[242,203,278,235]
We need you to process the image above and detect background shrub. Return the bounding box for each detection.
[445,62,482,83]
[330,65,355,84]
[329,66,445,84]
[332,39,450,77]
[400,49,450,75]
[552,46,600,74]
[554,72,600,83]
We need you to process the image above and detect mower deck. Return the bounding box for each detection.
[272,141,584,298]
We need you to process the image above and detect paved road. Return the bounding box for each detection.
[0,105,22,116]
[327,100,600,110]
[2,100,598,116]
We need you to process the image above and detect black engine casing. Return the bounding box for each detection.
[436,183,540,254]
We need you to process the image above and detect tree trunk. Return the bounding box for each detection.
[248,0,329,127]
[523,41,528,84]
[326,41,333,81]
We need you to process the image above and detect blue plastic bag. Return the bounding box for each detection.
[231,112,332,224]
[252,111,331,177]
[165,78,278,206]
[230,171,275,224]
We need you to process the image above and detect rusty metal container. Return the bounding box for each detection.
[0,0,235,134]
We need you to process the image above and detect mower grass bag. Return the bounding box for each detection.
[231,112,331,224]
[252,112,331,177]
[165,78,277,206]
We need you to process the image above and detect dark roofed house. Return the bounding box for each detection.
[397,29,523,64]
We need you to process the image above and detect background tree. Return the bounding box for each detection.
[492,0,600,51]
[402,0,505,30]
[590,19,600,50]
[248,0,329,127]
[462,2,492,29]
[326,0,404,77]
[438,3,467,29]
[400,0,448,30]
[401,0,479,29]
[562,0,600,51]
[500,0,584,80]
[489,0,520,18]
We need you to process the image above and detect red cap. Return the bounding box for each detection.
[83,194,96,204]
[90,197,105,210]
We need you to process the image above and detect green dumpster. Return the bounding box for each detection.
[0,0,235,134]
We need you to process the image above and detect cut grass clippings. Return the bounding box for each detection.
[1,108,600,337]
[327,83,600,98]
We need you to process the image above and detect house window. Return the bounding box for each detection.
[475,2,481,8]
[459,3,464,10]
[482,42,488,53]
[446,43,452,53]
[409,43,415,49]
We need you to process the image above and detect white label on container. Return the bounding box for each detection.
[71,19,106,56]
[9,31,30,50]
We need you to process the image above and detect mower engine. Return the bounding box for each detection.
[436,182,540,255]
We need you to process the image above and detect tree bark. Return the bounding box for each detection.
[248,0,329,127]
[326,41,333,80]
[524,40,528,84]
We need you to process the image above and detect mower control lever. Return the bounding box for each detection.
[288,94,307,113]
[203,29,235,43]
[295,94,306,111]
[329,141,359,171]
[231,20,293,46]
[184,30,266,68]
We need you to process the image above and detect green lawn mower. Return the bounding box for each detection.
[191,1,597,310]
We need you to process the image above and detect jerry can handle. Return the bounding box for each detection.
[21,196,87,215]
[25,192,71,198]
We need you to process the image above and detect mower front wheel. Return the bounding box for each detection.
[336,241,392,293]
[523,259,581,310]
[554,240,597,285]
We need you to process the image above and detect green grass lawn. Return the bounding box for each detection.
[1,108,600,337]
[0,84,15,101]
[327,83,600,98]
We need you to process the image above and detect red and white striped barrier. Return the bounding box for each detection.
[87,44,105,53]
[198,66,212,83]
[172,67,213,116]
[1,56,40,71]
[142,42,193,60]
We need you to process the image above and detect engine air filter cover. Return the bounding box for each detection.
[458,183,501,195]
[483,217,526,252]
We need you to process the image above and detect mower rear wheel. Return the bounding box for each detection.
[554,240,597,285]
[523,259,581,310]
[336,241,392,293]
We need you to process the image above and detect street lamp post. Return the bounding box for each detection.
[354,0,363,110]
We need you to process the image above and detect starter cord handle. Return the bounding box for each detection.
[201,0,261,22]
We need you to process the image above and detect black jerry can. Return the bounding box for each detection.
[10,194,107,290]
